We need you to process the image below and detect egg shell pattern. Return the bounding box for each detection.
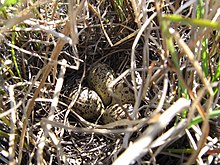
[102,104,133,124]
[88,63,115,106]
[112,81,135,105]
[71,87,104,121]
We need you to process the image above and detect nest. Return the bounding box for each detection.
[0,0,220,164]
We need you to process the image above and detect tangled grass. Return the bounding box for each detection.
[0,0,220,164]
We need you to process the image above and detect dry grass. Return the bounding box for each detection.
[0,0,220,164]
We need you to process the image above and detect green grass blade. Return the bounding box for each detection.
[212,57,220,82]
[163,15,220,30]
[165,148,193,154]
[114,0,126,22]
[11,26,22,80]
[196,0,209,77]
[188,109,220,128]
[161,19,188,100]
[201,39,209,77]
[212,57,220,95]
[196,0,204,19]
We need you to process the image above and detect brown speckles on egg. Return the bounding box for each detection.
[112,81,135,105]
[88,63,115,106]
[102,104,133,124]
[71,87,104,121]
[70,63,136,123]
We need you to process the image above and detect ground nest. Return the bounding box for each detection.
[0,0,220,165]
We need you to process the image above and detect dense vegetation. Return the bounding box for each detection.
[0,0,219,164]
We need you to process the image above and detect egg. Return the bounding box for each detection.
[102,104,133,124]
[87,63,115,106]
[70,87,104,121]
[112,81,135,105]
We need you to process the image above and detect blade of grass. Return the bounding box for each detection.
[212,57,220,82]
[201,38,209,77]
[1,55,16,80]
[212,58,220,96]
[196,0,204,19]
[196,0,209,77]
[160,19,188,101]
[0,0,20,13]
[11,26,22,80]
[0,129,9,138]
[163,14,220,30]
[165,148,194,154]
[188,109,220,129]
[113,0,126,22]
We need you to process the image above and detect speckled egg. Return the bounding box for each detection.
[87,63,115,106]
[102,104,133,124]
[112,81,135,105]
[70,87,105,121]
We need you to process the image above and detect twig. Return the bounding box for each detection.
[18,20,72,165]
[37,59,67,164]
[112,98,191,165]
[8,85,16,165]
